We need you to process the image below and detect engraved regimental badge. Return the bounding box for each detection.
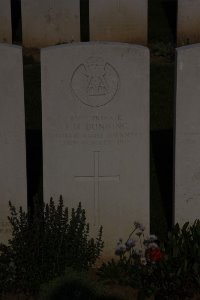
[71,57,119,107]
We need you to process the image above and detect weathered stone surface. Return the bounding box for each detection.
[0,44,27,243]
[41,42,149,257]
[0,0,12,43]
[21,0,80,48]
[177,0,200,45]
[175,44,200,224]
[89,0,147,44]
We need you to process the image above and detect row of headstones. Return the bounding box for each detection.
[0,42,199,257]
[1,0,147,46]
[1,0,200,47]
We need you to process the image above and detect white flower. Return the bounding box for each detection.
[144,235,158,246]
[125,238,136,250]
[149,234,158,241]
[140,256,147,265]
[147,242,159,249]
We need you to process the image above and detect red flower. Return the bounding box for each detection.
[146,248,162,262]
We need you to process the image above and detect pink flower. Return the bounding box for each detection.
[115,240,126,256]
[125,238,136,250]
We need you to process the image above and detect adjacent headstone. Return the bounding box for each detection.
[21,0,80,48]
[175,44,200,224]
[177,0,200,45]
[89,0,147,44]
[0,0,12,43]
[41,42,149,257]
[0,44,27,243]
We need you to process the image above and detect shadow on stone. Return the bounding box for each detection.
[11,0,22,43]
[26,130,43,209]
[151,129,173,231]
[162,0,177,42]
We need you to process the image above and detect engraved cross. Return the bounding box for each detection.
[74,151,120,225]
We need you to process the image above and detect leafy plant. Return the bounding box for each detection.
[98,221,200,300]
[147,220,200,299]
[0,196,104,296]
[40,268,123,300]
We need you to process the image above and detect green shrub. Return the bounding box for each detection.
[0,196,104,296]
[40,268,122,300]
[146,220,200,300]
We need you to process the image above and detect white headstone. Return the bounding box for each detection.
[177,0,200,45]
[175,44,200,225]
[89,0,147,44]
[41,42,149,257]
[21,0,80,48]
[0,44,27,243]
[0,0,12,43]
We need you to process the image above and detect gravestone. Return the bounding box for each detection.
[89,0,147,44]
[0,44,27,243]
[177,0,200,45]
[41,42,149,257]
[0,0,12,43]
[175,44,200,224]
[21,0,80,48]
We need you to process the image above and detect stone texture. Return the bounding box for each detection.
[177,0,200,45]
[41,42,149,257]
[0,44,27,243]
[89,0,147,44]
[21,0,80,48]
[0,0,12,43]
[175,44,200,224]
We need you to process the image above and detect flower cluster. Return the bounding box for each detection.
[115,223,162,266]
[100,221,200,300]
